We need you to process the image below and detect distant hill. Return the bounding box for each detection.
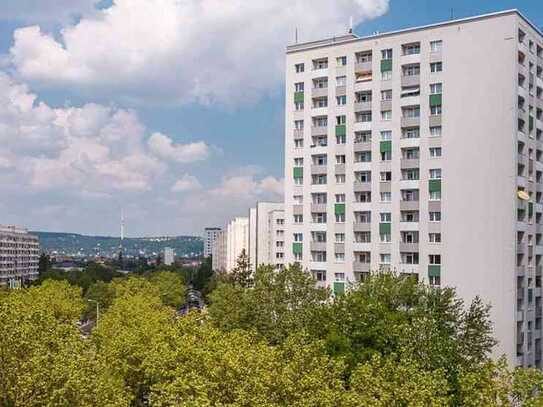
[32,231,203,258]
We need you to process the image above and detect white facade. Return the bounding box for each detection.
[203,227,222,257]
[283,10,543,368]
[0,225,40,287]
[248,202,285,271]
[225,217,249,271]
[163,247,175,266]
[212,230,227,272]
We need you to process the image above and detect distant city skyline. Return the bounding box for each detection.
[1,0,541,235]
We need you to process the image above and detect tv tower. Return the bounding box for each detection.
[118,209,125,265]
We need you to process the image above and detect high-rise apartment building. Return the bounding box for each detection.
[163,247,175,266]
[283,10,543,368]
[0,225,40,288]
[203,227,222,258]
[225,217,249,271]
[212,230,227,272]
[248,202,285,271]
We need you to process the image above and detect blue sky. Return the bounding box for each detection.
[0,0,541,236]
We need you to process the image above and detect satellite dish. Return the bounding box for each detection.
[518,190,530,200]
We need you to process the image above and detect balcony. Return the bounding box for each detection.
[381,100,392,111]
[353,141,372,152]
[293,129,303,139]
[399,242,419,252]
[311,126,327,136]
[353,181,372,192]
[335,164,346,174]
[312,87,328,98]
[353,261,371,272]
[353,222,371,232]
[400,158,420,169]
[401,75,420,87]
[401,116,420,127]
[400,200,419,211]
[310,241,327,251]
[429,115,442,127]
[518,153,528,166]
[355,61,372,73]
[310,203,327,213]
[354,101,372,112]
[311,165,327,175]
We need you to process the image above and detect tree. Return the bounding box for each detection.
[38,253,51,277]
[230,249,252,288]
[149,271,186,309]
[208,264,329,344]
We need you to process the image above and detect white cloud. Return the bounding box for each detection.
[148,132,209,163]
[0,72,209,194]
[9,0,389,105]
[171,174,202,192]
[210,174,283,201]
[0,0,99,24]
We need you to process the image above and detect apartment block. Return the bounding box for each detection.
[0,225,40,288]
[212,230,227,272]
[162,247,175,266]
[211,217,250,272]
[283,10,543,368]
[203,227,222,258]
[248,202,285,271]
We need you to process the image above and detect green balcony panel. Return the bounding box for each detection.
[335,125,346,137]
[428,265,441,278]
[429,179,441,193]
[294,91,304,103]
[334,203,345,215]
[333,282,345,296]
[529,202,534,217]
[380,59,392,72]
[429,94,442,107]
[293,167,303,178]
[292,242,303,254]
[379,222,391,234]
[380,140,392,153]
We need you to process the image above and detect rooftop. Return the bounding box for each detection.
[286,9,542,54]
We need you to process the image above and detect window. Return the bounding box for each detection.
[294,139,303,148]
[430,126,442,137]
[380,212,391,222]
[381,89,392,101]
[313,97,328,108]
[336,134,346,145]
[313,116,328,127]
[380,233,391,243]
[356,111,372,123]
[312,154,327,165]
[294,120,304,130]
[381,70,392,81]
[356,90,372,103]
[294,214,303,223]
[429,191,441,201]
[380,192,391,202]
[402,128,419,139]
[403,42,420,55]
[430,83,442,94]
[429,275,440,286]
[335,213,345,223]
[380,253,392,264]
[294,176,303,185]
[336,155,346,164]
[335,233,345,243]
[402,252,419,264]
[355,131,371,143]
[312,193,327,204]
[336,56,347,66]
[312,251,327,262]
[336,115,346,125]
[276,241,284,248]
[335,174,346,184]
[381,130,392,140]
[313,58,328,70]
[355,171,371,183]
[312,231,326,242]
[381,49,393,59]
[430,105,442,115]
[312,212,327,223]
[335,194,345,203]
[430,147,442,157]
[356,51,372,63]
[312,270,325,281]
[430,40,442,53]
[295,82,304,92]
[429,254,441,265]
[429,233,441,243]
[294,252,303,261]
[430,62,443,73]
[381,110,392,121]
[312,174,327,185]
[294,101,304,111]
[381,151,392,161]
[429,169,442,179]
[295,63,305,73]
[355,191,371,203]
[336,95,347,106]
[335,253,345,262]
[429,211,441,222]
[293,195,303,204]
[403,106,420,118]
[336,75,347,87]
[402,168,419,180]
[294,157,303,166]
[380,171,392,181]
[354,231,371,243]
[403,64,420,76]
[313,77,328,89]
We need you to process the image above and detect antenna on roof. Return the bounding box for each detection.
[349,16,353,33]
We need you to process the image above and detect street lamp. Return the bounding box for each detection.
[87,299,100,322]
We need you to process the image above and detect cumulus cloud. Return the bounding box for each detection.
[9,0,389,105]
[210,174,283,200]
[0,72,209,194]
[148,133,209,163]
[171,174,202,192]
